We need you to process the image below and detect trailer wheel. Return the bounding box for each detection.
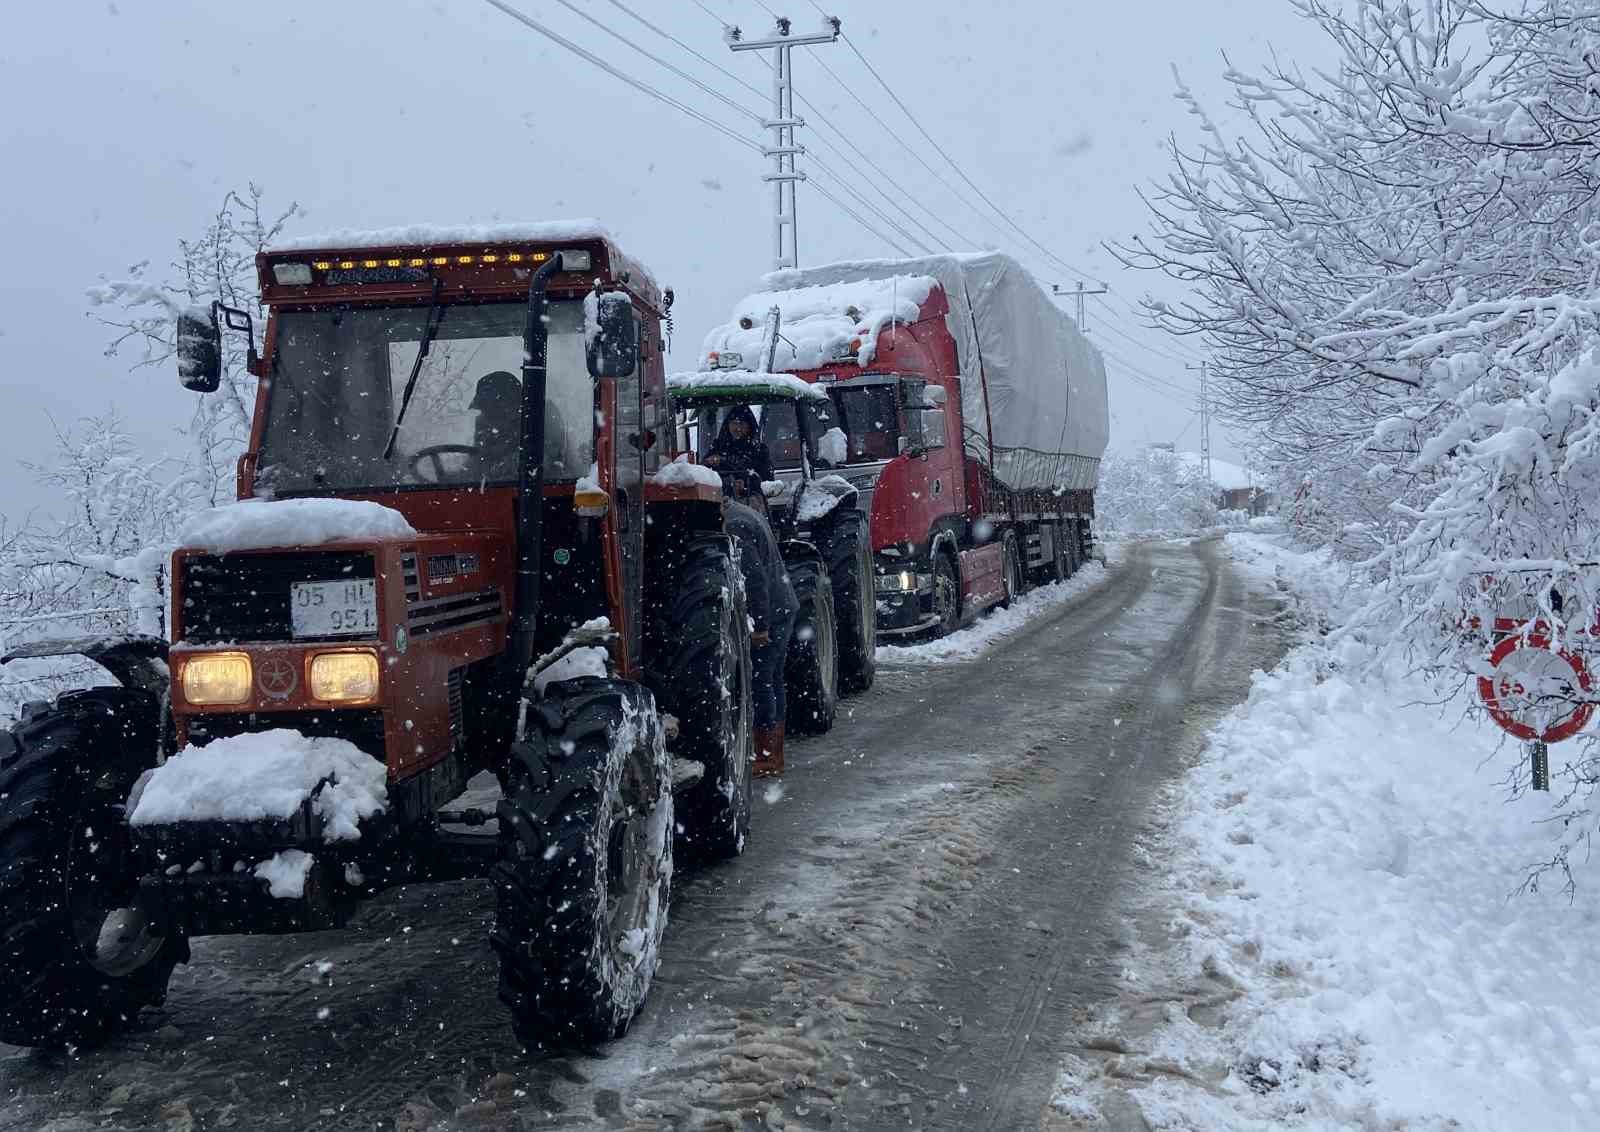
[818,512,876,694]
[785,555,839,735]
[0,688,186,1048]
[657,534,753,862]
[1048,521,1070,583]
[493,678,673,1048]
[1000,531,1025,607]
[932,552,962,637]
[1064,518,1083,576]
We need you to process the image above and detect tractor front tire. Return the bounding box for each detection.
[492,678,673,1049]
[785,555,839,735]
[660,534,753,862]
[0,687,186,1048]
[818,511,876,694]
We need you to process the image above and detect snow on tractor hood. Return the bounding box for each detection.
[700,274,936,373]
[177,498,417,554]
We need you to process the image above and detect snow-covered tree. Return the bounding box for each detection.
[1097,447,1219,534]
[88,184,297,505]
[1122,0,1600,886]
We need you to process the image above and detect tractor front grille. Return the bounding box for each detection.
[180,550,376,644]
[186,708,386,760]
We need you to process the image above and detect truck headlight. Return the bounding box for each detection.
[875,570,920,594]
[309,651,380,703]
[181,652,252,705]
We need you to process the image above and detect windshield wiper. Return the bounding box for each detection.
[382,279,447,460]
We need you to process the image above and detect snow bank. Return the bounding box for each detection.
[130,730,388,842]
[178,498,416,554]
[1091,532,1600,1131]
[877,560,1110,665]
[700,275,935,373]
[270,218,613,253]
[665,369,829,402]
[649,453,723,490]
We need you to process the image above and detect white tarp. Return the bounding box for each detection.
[711,253,1109,492]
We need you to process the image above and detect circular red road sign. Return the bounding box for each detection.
[1477,631,1595,743]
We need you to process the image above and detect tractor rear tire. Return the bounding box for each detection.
[659,534,753,862]
[785,554,838,735]
[818,511,876,694]
[0,687,186,1048]
[492,678,673,1049]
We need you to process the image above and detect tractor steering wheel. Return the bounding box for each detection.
[409,444,481,484]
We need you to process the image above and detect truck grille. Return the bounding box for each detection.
[180,551,377,644]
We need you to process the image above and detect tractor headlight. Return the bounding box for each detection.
[309,651,380,703]
[181,652,252,705]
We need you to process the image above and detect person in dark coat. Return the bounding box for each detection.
[704,406,775,484]
[722,471,796,776]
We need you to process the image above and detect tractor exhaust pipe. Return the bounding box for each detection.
[508,253,564,686]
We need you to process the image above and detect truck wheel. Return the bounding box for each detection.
[0,687,186,1048]
[660,534,752,861]
[492,678,673,1048]
[818,512,876,694]
[1064,519,1083,575]
[1000,531,1025,607]
[932,552,962,637]
[785,556,838,735]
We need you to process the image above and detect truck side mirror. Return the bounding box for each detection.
[585,292,639,379]
[177,305,222,393]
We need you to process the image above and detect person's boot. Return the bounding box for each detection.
[753,723,785,777]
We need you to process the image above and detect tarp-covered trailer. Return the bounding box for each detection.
[701,252,1108,637]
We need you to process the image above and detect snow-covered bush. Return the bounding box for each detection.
[1097,446,1217,535]
[1122,0,1600,882]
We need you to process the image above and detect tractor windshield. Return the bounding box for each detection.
[257,300,593,494]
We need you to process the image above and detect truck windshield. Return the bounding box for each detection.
[257,300,593,494]
[827,382,901,463]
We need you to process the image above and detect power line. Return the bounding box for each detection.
[480,0,912,259]
[549,0,764,127]
[836,31,1095,279]
[809,180,914,256]
[479,0,762,155]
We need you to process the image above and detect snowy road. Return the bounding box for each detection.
[0,537,1285,1131]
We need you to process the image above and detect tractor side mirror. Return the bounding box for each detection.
[585,292,639,379]
[176,305,222,393]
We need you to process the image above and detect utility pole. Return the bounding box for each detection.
[1051,282,1108,331]
[1186,361,1211,486]
[727,15,840,272]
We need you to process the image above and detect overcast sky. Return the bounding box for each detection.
[0,0,1330,520]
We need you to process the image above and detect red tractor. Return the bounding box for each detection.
[0,225,752,1048]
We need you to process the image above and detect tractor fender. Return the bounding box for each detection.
[1,636,170,700]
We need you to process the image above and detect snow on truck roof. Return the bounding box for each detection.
[701,274,936,372]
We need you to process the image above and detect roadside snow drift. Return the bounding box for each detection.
[130,730,387,842]
[1076,533,1600,1132]
[178,498,416,554]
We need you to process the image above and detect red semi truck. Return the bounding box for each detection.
[700,253,1109,638]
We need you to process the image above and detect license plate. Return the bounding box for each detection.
[290,579,378,639]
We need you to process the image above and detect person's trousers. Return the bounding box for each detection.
[752,605,795,729]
